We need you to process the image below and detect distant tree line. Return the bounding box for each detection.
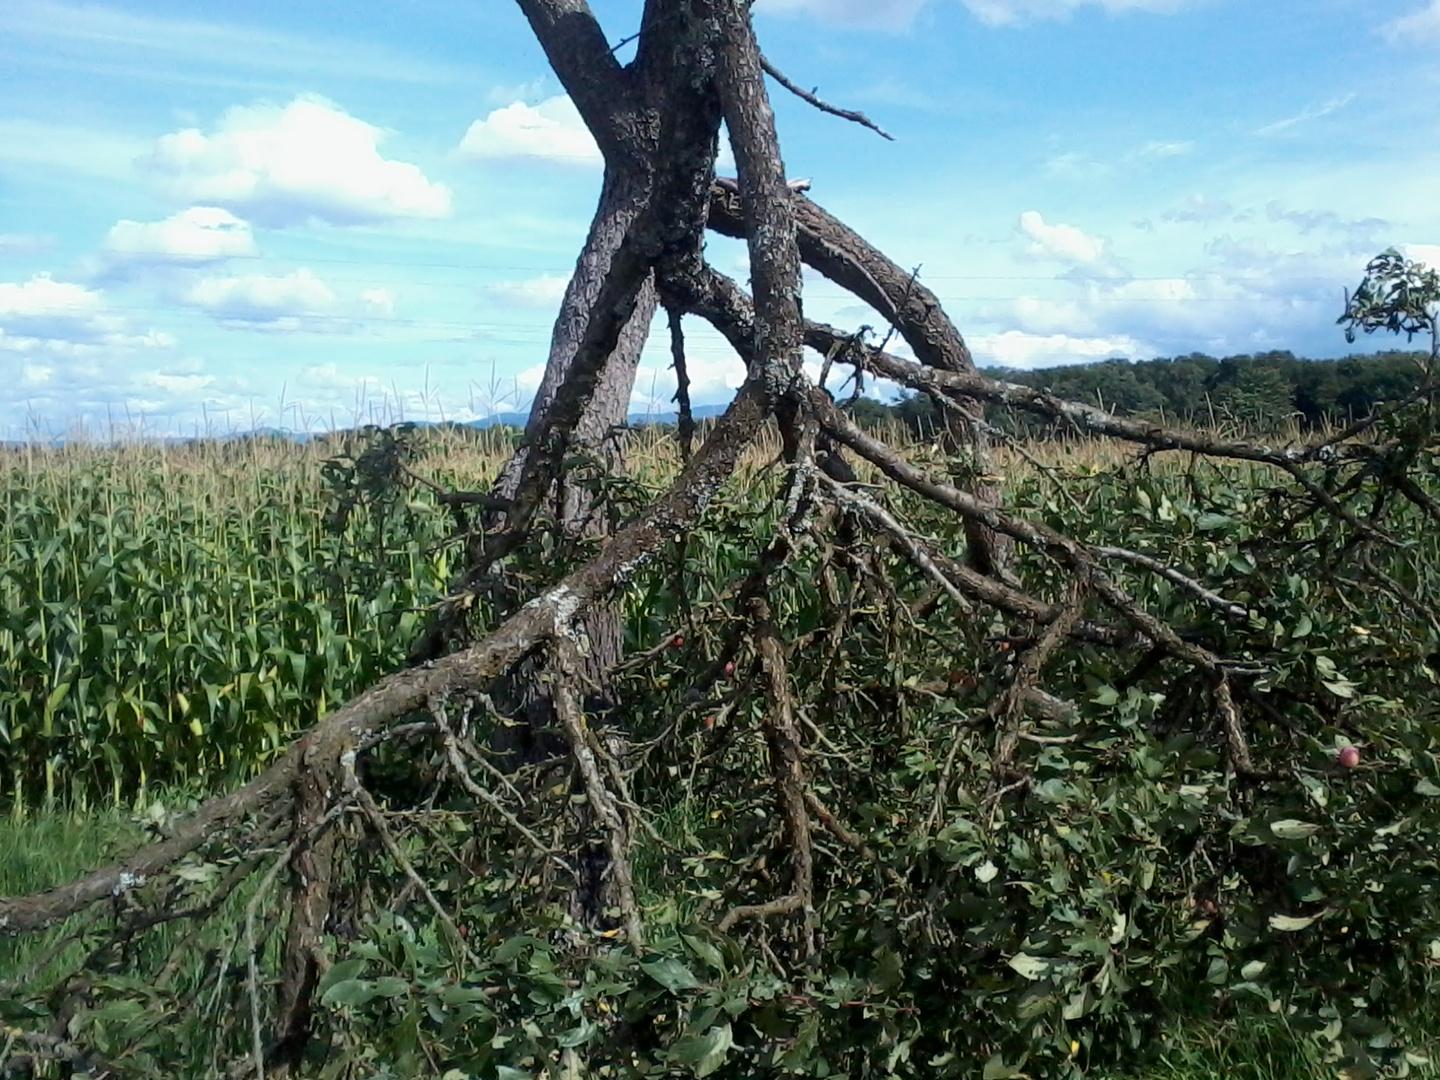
[852,349,1432,438]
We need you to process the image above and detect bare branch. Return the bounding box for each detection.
[759,55,894,139]
[1091,545,1250,620]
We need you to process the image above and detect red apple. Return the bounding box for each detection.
[670,635,684,648]
[1337,746,1361,769]
[723,661,735,678]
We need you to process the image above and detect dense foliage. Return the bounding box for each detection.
[875,350,1433,439]
[2,416,1438,1078]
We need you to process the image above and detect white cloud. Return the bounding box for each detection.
[145,95,452,227]
[0,275,160,348]
[1382,1,1440,45]
[1137,140,1193,158]
[970,329,1144,368]
[629,350,748,414]
[19,362,52,387]
[1019,211,1106,264]
[103,206,257,266]
[184,268,338,326]
[1,276,176,434]
[1254,94,1355,137]
[0,274,100,322]
[1403,243,1440,270]
[457,96,602,168]
[141,371,214,394]
[486,274,572,308]
[360,288,396,317]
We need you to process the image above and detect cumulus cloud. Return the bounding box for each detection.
[0,274,166,349]
[0,275,100,323]
[970,329,1143,369]
[1,275,178,435]
[1019,211,1107,264]
[457,96,602,168]
[102,207,257,267]
[989,250,1357,361]
[184,268,338,328]
[1381,1,1440,45]
[629,346,747,415]
[144,95,452,227]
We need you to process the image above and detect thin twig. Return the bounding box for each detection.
[759,55,894,140]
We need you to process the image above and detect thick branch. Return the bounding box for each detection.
[515,0,637,164]
[713,1,803,381]
[826,330,1382,467]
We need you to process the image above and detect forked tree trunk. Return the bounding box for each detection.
[488,167,660,929]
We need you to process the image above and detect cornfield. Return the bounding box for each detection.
[0,419,1200,810]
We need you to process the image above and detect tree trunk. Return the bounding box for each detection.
[493,166,658,513]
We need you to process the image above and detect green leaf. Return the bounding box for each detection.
[641,956,701,993]
[1415,778,1440,797]
[1007,953,1050,980]
[1195,512,1234,532]
[558,1017,597,1049]
[1269,819,1321,840]
[320,979,380,1008]
[681,932,725,971]
[982,1053,1027,1079]
[317,958,367,996]
[372,977,410,999]
[1268,913,1321,932]
[1091,685,1120,707]
[668,1022,734,1077]
[0,999,47,1021]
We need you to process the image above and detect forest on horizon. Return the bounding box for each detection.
[866,347,1434,436]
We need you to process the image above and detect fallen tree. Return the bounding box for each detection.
[3,3,1440,1077]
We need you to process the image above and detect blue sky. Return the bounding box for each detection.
[2,0,1438,438]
